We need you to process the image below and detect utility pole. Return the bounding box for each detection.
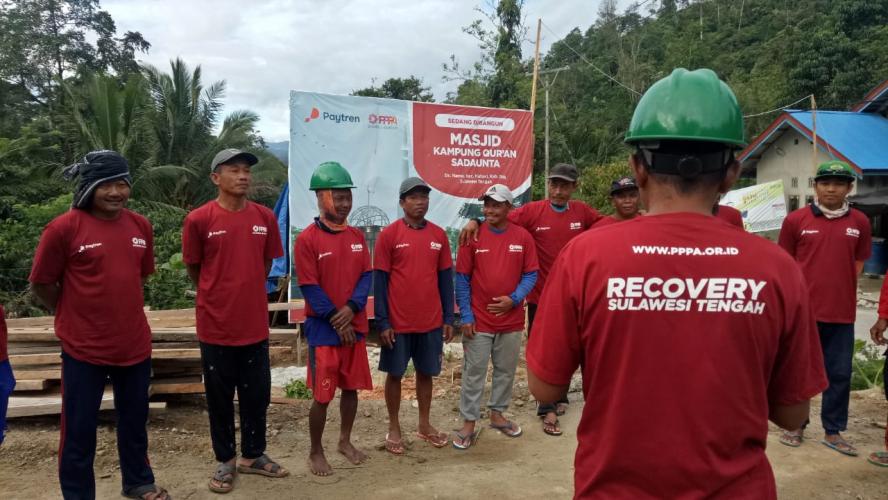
[537,66,570,198]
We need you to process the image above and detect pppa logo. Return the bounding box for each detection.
[430,242,443,251]
[846,227,860,238]
[569,222,582,230]
[368,114,398,125]
[351,243,364,252]
[252,225,268,235]
[509,244,523,252]
[131,237,147,248]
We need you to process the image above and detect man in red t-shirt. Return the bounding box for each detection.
[867,280,888,467]
[453,184,539,449]
[29,150,170,499]
[0,305,14,446]
[527,69,827,499]
[595,176,642,227]
[777,160,871,456]
[293,161,373,476]
[460,162,600,435]
[182,148,286,493]
[714,203,744,228]
[374,177,454,454]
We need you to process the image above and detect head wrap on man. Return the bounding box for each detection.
[62,150,132,209]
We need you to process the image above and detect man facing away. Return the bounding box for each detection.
[527,68,827,499]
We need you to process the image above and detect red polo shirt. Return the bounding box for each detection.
[29,209,154,366]
[182,201,283,346]
[715,204,744,229]
[373,219,452,333]
[508,200,600,304]
[527,212,827,499]
[456,223,539,333]
[778,205,871,324]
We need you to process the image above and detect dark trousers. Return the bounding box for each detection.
[59,352,154,500]
[816,322,854,434]
[199,340,271,462]
[527,303,569,416]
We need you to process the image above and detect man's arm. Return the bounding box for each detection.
[31,283,61,313]
[528,369,570,406]
[185,263,201,286]
[769,400,810,430]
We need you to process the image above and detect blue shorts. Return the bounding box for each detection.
[378,329,443,377]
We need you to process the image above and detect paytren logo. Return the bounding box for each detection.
[304,107,361,124]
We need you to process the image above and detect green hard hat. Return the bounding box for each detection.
[309,161,356,190]
[625,68,746,149]
[814,160,856,181]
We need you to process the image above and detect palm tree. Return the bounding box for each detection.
[65,73,146,160]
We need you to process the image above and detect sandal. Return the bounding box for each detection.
[867,451,888,467]
[779,430,802,447]
[237,454,289,478]
[542,416,562,437]
[385,433,405,455]
[821,438,859,457]
[452,430,480,450]
[556,402,569,416]
[208,462,235,494]
[490,420,523,438]
[416,431,449,448]
[124,484,172,500]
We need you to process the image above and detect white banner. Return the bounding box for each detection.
[720,180,787,233]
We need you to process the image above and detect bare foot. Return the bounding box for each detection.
[308,451,333,476]
[338,441,368,465]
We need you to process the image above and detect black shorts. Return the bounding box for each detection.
[378,329,444,377]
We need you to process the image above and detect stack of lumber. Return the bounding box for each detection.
[6,305,302,418]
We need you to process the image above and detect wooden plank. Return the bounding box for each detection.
[12,379,51,391]
[9,352,61,365]
[7,390,114,418]
[10,368,61,379]
[150,382,205,395]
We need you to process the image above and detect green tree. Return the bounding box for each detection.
[352,76,434,101]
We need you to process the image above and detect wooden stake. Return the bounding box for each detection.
[811,95,818,168]
[530,18,542,112]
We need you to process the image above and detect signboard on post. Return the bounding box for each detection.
[287,92,534,321]
[719,179,787,233]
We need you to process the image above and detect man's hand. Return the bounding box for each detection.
[380,328,396,349]
[442,324,454,343]
[870,318,888,346]
[486,296,514,316]
[458,220,480,246]
[330,306,355,330]
[460,323,475,341]
[337,324,356,346]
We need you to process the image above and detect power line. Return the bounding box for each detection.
[540,20,642,96]
[743,94,812,118]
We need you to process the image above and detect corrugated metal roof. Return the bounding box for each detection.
[738,110,888,172]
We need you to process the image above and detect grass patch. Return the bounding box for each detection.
[283,378,313,399]
[852,340,886,391]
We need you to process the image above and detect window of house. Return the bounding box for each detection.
[808,177,814,187]
[805,195,814,205]
[791,177,798,188]
[789,195,799,212]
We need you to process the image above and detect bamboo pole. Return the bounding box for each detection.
[811,95,817,168]
[530,18,542,112]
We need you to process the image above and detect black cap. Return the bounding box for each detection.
[211,148,258,173]
[399,177,431,198]
[548,163,579,182]
[610,176,638,195]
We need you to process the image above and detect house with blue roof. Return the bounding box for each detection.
[738,80,888,214]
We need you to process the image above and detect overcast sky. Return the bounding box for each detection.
[104,0,635,142]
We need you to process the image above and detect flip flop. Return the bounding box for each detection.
[821,438,859,457]
[556,402,569,416]
[452,430,480,450]
[490,420,523,438]
[779,430,802,448]
[384,433,405,455]
[867,451,888,467]
[124,484,172,500]
[416,431,449,448]
[237,454,289,478]
[208,462,235,494]
[542,417,562,437]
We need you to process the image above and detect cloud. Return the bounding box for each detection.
[104,0,628,141]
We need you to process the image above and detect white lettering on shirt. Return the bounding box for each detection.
[475,248,490,254]
[631,245,740,256]
[252,225,268,235]
[800,229,819,236]
[77,242,102,253]
[318,252,333,260]
[569,222,582,230]
[535,226,551,232]
[208,230,227,238]
[131,237,147,249]
[395,243,410,249]
[846,227,860,238]
[351,243,364,252]
[606,277,768,315]
[509,244,523,252]
[430,242,443,251]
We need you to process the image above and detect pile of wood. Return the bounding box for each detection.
[6,306,301,418]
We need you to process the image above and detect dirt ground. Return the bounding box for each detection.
[1,360,886,499]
